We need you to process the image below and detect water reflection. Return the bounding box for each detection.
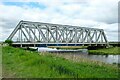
[84,55,119,64]
[58,53,119,64]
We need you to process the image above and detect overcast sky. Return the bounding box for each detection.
[0,0,119,41]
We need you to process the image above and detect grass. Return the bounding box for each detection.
[48,46,120,55]
[0,45,2,78]
[89,47,120,55]
[2,46,119,78]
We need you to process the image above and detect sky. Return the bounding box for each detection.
[0,0,119,42]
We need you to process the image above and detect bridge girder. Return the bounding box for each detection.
[7,20,109,45]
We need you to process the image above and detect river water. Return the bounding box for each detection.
[61,53,119,64]
[36,47,119,64]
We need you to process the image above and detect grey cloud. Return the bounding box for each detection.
[1,19,18,28]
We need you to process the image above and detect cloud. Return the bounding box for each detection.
[0,0,119,41]
[102,23,118,41]
[55,0,118,24]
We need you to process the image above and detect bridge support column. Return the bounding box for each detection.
[20,44,22,47]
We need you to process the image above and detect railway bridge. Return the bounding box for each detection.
[7,20,109,47]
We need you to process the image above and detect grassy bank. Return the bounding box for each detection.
[2,46,119,78]
[89,47,120,55]
[48,46,120,55]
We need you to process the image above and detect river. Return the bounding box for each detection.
[58,53,119,64]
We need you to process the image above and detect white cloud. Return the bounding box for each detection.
[0,0,119,41]
[103,23,118,41]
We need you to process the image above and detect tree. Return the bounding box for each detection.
[4,40,13,45]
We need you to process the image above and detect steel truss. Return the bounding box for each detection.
[7,20,109,45]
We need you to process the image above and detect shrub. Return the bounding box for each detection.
[4,40,13,45]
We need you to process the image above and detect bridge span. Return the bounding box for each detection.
[7,20,109,47]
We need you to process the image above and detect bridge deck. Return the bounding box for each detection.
[12,42,108,45]
[12,42,108,47]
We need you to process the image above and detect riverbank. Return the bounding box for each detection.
[88,47,120,55]
[48,46,120,55]
[2,46,119,78]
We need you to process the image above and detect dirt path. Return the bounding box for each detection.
[0,45,2,79]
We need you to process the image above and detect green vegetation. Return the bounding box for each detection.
[89,47,120,55]
[48,46,88,50]
[4,40,13,45]
[48,46,119,55]
[0,45,2,78]
[2,46,119,78]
